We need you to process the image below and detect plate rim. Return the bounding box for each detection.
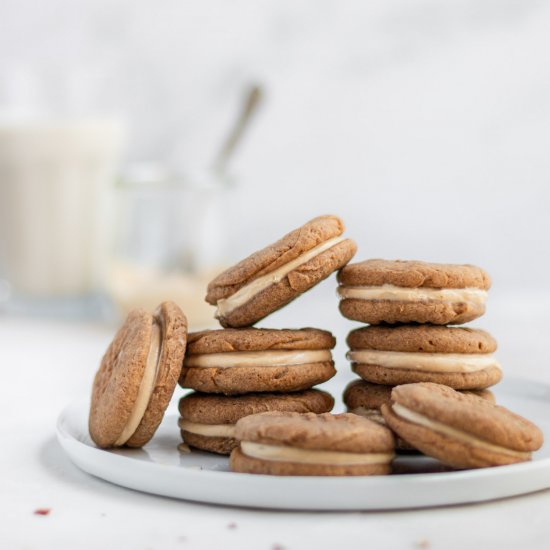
[56,377,550,510]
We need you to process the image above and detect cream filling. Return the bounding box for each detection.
[240,441,394,465]
[178,418,236,437]
[337,284,487,305]
[185,349,332,368]
[347,350,500,373]
[216,236,346,317]
[392,404,531,459]
[114,322,162,446]
[349,407,386,425]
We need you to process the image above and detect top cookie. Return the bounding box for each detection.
[187,327,336,354]
[231,411,396,476]
[206,215,357,327]
[389,383,543,453]
[347,325,497,354]
[338,259,491,289]
[89,301,187,448]
[235,411,394,453]
[338,259,491,325]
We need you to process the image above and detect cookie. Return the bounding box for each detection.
[179,328,336,395]
[89,302,187,448]
[230,411,395,476]
[178,389,334,454]
[347,325,501,390]
[343,379,495,451]
[381,383,543,468]
[337,259,491,325]
[206,215,356,327]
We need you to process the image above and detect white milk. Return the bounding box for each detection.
[0,121,124,296]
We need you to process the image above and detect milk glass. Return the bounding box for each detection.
[0,120,124,316]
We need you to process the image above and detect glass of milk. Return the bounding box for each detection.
[0,120,124,316]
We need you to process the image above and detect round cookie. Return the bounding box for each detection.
[206,215,356,328]
[179,328,336,395]
[179,389,334,454]
[381,383,543,469]
[89,301,188,448]
[230,411,395,476]
[347,325,501,390]
[337,259,491,325]
[343,379,495,452]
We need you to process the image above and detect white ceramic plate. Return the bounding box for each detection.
[56,378,550,510]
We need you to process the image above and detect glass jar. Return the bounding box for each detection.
[108,164,231,330]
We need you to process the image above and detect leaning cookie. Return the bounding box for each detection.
[178,389,334,455]
[338,259,490,325]
[179,328,336,395]
[343,379,495,452]
[230,412,395,476]
[206,215,356,328]
[381,383,543,469]
[346,325,502,390]
[89,301,187,448]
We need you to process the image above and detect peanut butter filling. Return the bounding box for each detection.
[337,284,487,306]
[240,441,394,465]
[178,418,236,437]
[392,404,531,459]
[185,349,332,368]
[216,236,346,317]
[347,350,500,373]
[114,321,162,446]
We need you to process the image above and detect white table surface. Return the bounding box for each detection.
[2,287,550,550]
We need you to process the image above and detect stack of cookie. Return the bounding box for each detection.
[337,260,502,446]
[177,215,358,455]
[86,218,544,476]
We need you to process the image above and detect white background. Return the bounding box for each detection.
[1,0,549,287]
[1,1,550,548]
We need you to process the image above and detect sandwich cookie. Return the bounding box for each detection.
[230,412,395,476]
[179,328,336,395]
[338,259,490,325]
[381,383,543,468]
[343,379,495,451]
[347,325,501,390]
[89,301,187,448]
[179,389,334,455]
[206,215,356,328]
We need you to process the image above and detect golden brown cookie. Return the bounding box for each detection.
[206,215,356,327]
[230,411,395,476]
[179,328,336,395]
[178,389,334,455]
[343,380,417,451]
[381,383,543,469]
[347,325,501,390]
[343,379,495,451]
[89,301,187,448]
[337,259,491,325]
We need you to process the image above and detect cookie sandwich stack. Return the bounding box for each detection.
[338,260,502,446]
[85,217,543,475]
[177,215,358,455]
